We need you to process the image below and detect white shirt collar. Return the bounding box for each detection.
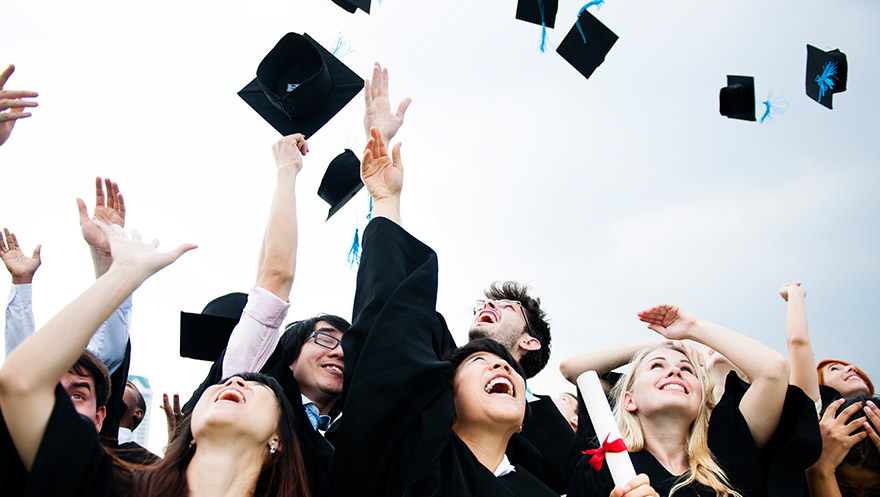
[493,454,516,477]
[117,427,133,444]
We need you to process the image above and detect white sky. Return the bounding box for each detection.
[2,0,878,454]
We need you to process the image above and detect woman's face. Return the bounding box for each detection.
[191,376,281,446]
[822,363,871,398]
[452,352,526,431]
[623,348,703,420]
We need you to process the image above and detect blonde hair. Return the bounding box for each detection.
[611,343,742,497]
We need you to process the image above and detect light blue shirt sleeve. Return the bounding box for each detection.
[5,283,36,357]
[86,295,132,374]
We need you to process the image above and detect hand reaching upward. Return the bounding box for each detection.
[0,64,39,147]
[364,62,411,144]
[0,229,41,284]
[77,177,125,276]
[361,127,403,202]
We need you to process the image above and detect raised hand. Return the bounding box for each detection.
[863,400,880,453]
[271,133,308,172]
[77,177,125,276]
[160,392,183,444]
[363,62,411,144]
[779,282,805,302]
[96,221,195,283]
[811,399,868,473]
[361,127,403,202]
[637,304,699,341]
[0,229,41,284]
[0,65,38,147]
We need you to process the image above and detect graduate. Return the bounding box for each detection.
[0,222,314,497]
[331,128,656,497]
[565,305,807,497]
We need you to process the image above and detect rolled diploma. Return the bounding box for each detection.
[577,370,637,488]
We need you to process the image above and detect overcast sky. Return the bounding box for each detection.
[2,0,878,453]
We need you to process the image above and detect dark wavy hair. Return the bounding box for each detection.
[126,373,311,497]
[823,394,880,475]
[484,281,550,379]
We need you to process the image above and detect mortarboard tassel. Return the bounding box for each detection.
[815,61,838,104]
[537,0,548,52]
[760,91,788,123]
[367,196,373,222]
[576,0,605,44]
[329,32,354,57]
[348,228,361,267]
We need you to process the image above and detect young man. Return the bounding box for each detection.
[115,380,159,465]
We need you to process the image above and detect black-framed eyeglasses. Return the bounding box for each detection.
[473,299,534,337]
[308,331,341,350]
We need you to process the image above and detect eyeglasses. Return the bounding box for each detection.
[472,299,534,337]
[308,331,341,350]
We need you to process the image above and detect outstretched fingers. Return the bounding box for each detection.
[0,65,14,88]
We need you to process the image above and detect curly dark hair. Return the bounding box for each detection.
[823,394,880,475]
[484,281,550,378]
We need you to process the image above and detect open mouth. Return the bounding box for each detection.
[323,364,344,375]
[215,388,245,404]
[484,376,515,397]
[477,311,498,324]
[659,382,688,394]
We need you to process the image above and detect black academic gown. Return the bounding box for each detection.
[332,218,556,497]
[114,441,159,466]
[99,340,132,447]
[183,344,336,497]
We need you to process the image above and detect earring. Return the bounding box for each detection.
[269,440,277,454]
[189,440,196,449]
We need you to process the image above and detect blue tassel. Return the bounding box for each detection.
[815,61,838,103]
[759,91,789,123]
[576,0,605,44]
[366,197,373,222]
[537,0,547,52]
[348,229,360,267]
[329,33,354,57]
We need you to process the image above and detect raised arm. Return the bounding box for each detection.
[2,228,41,356]
[362,127,403,224]
[363,62,411,144]
[0,222,194,469]
[559,340,658,385]
[0,64,38,147]
[638,305,789,450]
[780,282,820,403]
[221,134,305,377]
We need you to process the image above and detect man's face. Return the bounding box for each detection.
[60,371,106,431]
[289,321,344,414]
[468,299,529,359]
[122,384,144,428]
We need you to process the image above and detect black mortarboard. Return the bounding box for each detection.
[318,149,364,220]
[332,0,370,13]
[556,10,618,80]
[516,0,557,29]
[239,33,364,139]
[179,292,247,361]
[719,75,756,121]
[806,44,847,110]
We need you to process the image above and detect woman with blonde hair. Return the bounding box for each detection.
[566,304,794,497]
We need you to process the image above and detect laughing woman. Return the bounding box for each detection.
[0,223,311,497]
[330,128,656,497]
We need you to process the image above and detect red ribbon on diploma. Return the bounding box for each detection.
[582,433,628,472]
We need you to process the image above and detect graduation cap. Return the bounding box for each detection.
[318,149,364,220]
[331,0,370,14]
[556,9,618,80]
[239,33,364,139]
[806,44,847,109]
[179,293,247,361]
[719,75,756,121]
[516,0,557,28]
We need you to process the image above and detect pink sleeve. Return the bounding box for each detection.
[221,286,290,378]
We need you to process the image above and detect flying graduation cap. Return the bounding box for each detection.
[331,0,370,14]
[179,293,248,362]
[318,149,364,220]
[238,33,364,139]
[806,44,847,109]
[516,0,558,51]
[719,75,756,121]
[556,9,618,80]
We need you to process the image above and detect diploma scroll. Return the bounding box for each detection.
[577,370,637,488]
